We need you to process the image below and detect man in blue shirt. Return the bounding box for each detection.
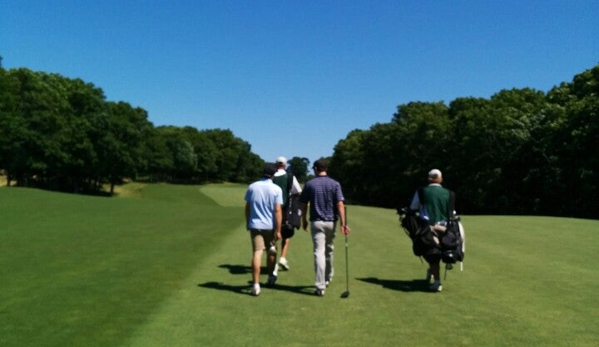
[244,164,283,296]
[299,159,350,296]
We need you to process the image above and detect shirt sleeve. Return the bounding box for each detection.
[335,182,344,202]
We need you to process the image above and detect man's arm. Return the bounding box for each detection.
[337,201,350,235]
[274,203,282,240]
[300,202,309,231]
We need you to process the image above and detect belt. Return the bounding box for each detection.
[250,229,273,232]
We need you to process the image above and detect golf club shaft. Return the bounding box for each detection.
[345,206,349,293]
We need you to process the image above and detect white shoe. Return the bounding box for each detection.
[279,257,289,270]
[430,281,442,292]
[268,245,277,255]
[325,278,332,287]
[251,284,261,296]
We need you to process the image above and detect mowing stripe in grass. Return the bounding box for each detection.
[0,186,243,347]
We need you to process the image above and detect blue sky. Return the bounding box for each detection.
[2,1,598,164]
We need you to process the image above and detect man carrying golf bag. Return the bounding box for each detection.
[407,169,463,292]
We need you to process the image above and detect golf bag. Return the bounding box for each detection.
[440,217,465,264]
[398,189,465,266]
[398,207,438,258]
[285,193,301,229]
[281,172,301,238]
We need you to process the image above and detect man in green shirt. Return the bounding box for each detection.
[409,169,452,292]
[272,157,302,271]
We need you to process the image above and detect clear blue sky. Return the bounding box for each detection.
[2,1,598,164]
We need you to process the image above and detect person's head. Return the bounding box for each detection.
[263,163,277,178]
[312,159,328,174]
[275,156,287,169]
[428,169,443,184]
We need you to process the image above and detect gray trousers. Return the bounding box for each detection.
[311,220,336,290]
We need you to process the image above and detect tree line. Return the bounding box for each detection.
[329,64,599,219]
[2,56,597,219]
[0,62,268,193]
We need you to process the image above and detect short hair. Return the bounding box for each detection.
[263,163,277,177]
[313,159,328,172]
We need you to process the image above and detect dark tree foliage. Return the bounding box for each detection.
[288,156,310,183]
[0,67,265,193]
[2,62,598,219]
[332,64,599,219]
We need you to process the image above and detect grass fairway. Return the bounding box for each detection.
[1,184,597,347]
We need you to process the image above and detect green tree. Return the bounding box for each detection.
[144,127,174,182]
[179,126,218,182]
[100,102,153,193]
[288,156,310,183]
[330,130,367,202]
[547,65,599,217]
[204,129,252,182]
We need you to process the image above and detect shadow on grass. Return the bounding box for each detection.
[198,281,250,295]
[218,264,251,274]
[198,281,317,296]
[218,264,273,275]
[357,277,429,292]
[198,264,316,296]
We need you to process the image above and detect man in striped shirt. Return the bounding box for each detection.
[299,159,350,296]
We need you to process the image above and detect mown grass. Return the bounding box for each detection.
[1,184,597,347]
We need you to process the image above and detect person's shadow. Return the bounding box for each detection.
[218,264,252,274]
[197,264,315,296]
[357,277,429,292]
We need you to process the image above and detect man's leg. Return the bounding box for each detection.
[279,225,295,270]
[324,222,335,284]
[311,221,327,290]
[267,251,277,276]
[281,237,290,258]
[429,260,442,292]
[279,237,291,270]
[250,230,265,295]
[252,249,263,284]
[430,262,440,281]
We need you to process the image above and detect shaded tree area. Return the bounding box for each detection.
[0,67,264,194]
[330,64,599,219]
[288,156,310,183]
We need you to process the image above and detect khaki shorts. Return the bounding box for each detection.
[250,229,275,252]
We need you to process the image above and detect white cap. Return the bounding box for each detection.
[276,156,287,165]
[428,169,442,178]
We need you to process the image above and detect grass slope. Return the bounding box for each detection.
[1,185,597,347]
[0,185,241,347]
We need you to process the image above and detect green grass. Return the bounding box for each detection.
[1,185,597,347]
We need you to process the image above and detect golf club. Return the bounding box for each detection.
[341,206,350,298]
